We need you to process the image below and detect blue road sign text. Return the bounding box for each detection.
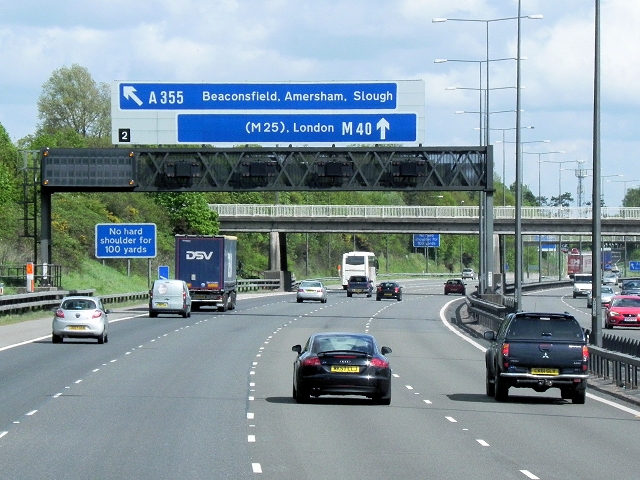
[120,82,398,110]
[630,261,640,272]
[95,223,157,259]
[177,113,416,143]
[413,234,440,248]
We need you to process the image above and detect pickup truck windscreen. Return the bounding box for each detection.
[506,317,584,341]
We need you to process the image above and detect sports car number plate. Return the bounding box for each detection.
[530,368,559,375]
[68,326,87,331]
[331,366,359,373]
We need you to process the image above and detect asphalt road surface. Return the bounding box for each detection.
[0,281,638,479]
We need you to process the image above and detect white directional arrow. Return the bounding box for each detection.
[123,86,143,106]
[376,118,390,140]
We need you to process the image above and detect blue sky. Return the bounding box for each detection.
[0,0,635,206]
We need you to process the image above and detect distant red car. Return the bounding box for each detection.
[444,279,466,296]
[605,295,640,329]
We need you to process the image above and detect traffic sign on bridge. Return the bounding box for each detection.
[111,80,425,146]
[630,261,640,272]
[413,234,440,248]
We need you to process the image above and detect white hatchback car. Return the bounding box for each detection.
[52,296,111,344]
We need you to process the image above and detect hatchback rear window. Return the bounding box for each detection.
[62,299,97,310]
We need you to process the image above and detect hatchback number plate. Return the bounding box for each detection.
[331,366,359,373]
[530,368,559,375]
[68,326,86,331]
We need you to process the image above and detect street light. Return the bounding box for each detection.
[599,174,622,205]
[491,126,535,205]
[433,13,542,145]
[608,179,640,203]
[543,160,577,206]
[436,57,522,145]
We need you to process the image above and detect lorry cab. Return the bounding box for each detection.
[149,279,191,318]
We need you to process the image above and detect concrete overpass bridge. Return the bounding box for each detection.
[210,204,640,236]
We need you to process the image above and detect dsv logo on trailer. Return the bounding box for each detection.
[186,251,214,260]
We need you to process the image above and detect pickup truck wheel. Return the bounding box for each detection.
[494,371,509,402]
[485,368,495,397]
[572,388,586,404]
[347,292,352,297]
[560,387,572,400]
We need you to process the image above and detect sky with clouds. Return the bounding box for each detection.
[0,0,636,206]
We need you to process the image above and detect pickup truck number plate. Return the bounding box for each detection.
[531,368,559,375]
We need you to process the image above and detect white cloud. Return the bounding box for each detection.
[0,0,637,206]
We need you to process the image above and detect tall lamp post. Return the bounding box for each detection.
[607,179,640,204]
[599,174,623,205]
[491,126,534,205]
[523,151,565,282]
[437,58,520,145]
[433,13,542,146]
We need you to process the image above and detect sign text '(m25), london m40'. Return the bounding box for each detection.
[177,113,417,143]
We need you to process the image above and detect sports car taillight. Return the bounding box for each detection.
[301,356,321,367]
[370,358,389,368]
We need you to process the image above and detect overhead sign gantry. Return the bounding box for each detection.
[111,80,425,146]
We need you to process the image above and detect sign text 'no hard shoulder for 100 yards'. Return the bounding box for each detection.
[95,223,157,259]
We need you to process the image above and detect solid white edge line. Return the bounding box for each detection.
[0,431,7,439]
[439,298,640,417]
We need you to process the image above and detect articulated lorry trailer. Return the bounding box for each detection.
[175,235,237,312]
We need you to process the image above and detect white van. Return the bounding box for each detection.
[572,273,593,298]
[149,279,192,318]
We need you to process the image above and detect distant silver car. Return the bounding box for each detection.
[296,280,328,303]
[52,296,110,344]
[462,268,475,280]
[587,285,617,309]
[602,271,619,286]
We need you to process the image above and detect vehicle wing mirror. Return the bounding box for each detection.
[292,345,302,354]
[381,346,392,355]
[483,331,496,341]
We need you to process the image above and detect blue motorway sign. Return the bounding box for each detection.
[158,265,170,279]
[95,223,157,259]
[119,82,398,110]
[413,234,440,248]
[630,261,640,272]
[177,113,416,143]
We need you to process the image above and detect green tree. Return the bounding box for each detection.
[153,192,219,235]
[36,64,110,142]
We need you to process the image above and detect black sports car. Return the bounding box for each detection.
[376,281,403,301]
[292,332,392,404]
